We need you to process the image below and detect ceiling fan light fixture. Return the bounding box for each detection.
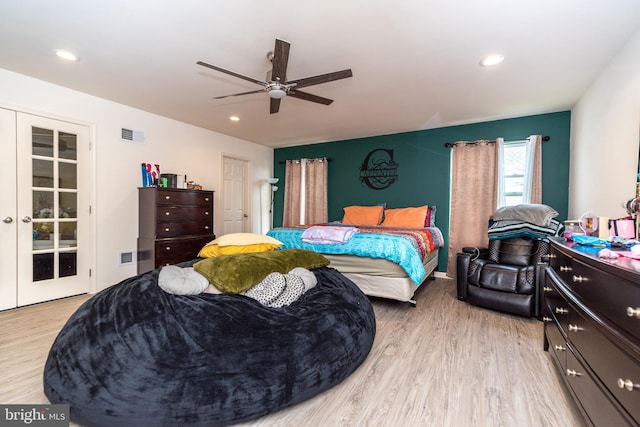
[268,88,286,99]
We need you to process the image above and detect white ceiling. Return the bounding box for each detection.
[1,1,639,148]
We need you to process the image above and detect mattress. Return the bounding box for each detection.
[325,248,439,304]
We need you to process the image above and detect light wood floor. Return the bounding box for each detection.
[0,278,586,427]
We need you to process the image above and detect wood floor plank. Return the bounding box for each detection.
[0,279,585,426]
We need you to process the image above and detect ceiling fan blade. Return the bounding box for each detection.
[271,39,290,82]
[213,89,265,100]
[196,61,267,87]
[287,69,353,89]
[288,89,334,105]
[270,98,281,114]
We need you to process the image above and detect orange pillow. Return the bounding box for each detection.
[342,205,384,225]
[381,206,428,228]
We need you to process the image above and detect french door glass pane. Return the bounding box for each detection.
[33,253,54,282]
[59,252,77,278]
[59,132,77,160]
[33,159,53,187]
[59,163,77,189]
[33,191,54,218]
[59,192,77,219]
[32,127,53,157]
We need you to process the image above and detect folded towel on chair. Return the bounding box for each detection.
[492,204,558,227]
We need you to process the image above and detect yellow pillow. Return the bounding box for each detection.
[342,205,384,225]
[207,233,282,247]
[198,243,281,258]
[381,206,428,228]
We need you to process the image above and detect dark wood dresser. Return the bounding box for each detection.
[137,187,214,273]
[543,238,640,426]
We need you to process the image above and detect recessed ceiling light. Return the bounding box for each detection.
[480,53,504,67]
[55,50,78,61]
[229,116,240,122]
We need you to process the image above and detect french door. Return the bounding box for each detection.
[0,109,91,310]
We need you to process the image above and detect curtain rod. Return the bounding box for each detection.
[278,157,332,164]
[444,135,550,148]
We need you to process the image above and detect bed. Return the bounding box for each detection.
[43,250,376,427]
[267,222,444,305]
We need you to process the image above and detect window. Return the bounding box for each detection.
[497,137,537,207]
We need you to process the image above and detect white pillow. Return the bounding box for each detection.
[158,266,210,295]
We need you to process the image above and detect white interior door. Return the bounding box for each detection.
[0,109,18,310]
[1,112,92,308]
[222,156,248,235]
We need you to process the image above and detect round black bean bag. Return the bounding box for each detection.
[44,265,375,427]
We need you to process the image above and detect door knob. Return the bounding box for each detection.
[2,217,13,223]
[21,216,32,223]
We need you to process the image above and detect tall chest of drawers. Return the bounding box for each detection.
[137,187,214,273]
[543,238,640,426]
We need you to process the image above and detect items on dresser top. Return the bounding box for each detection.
[543,238,640,427]
[137,187,214,274]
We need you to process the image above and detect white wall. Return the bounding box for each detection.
[570,28,640,219]
[0,68,274,291]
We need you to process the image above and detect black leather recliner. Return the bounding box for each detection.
[456,237,549,319]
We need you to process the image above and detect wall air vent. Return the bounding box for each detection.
[121,128,146,144]
[118,250,137,266]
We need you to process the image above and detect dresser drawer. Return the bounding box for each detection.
[565,350,636,427]
[549,248,575,285]
[545,321,568,372]
[155,221,213,238]
[564,298,640,424]
[154,236,213,267]
[156,206,212,222]
[567,258,640,345]
[156,189,213,206]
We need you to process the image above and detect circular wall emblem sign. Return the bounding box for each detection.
[359,148,399,190]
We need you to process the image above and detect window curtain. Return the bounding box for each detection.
[524,134,542,204]
[282,158,328,227]
[447,141,498,277]
[304,158,328,224]
[282,160,301,227]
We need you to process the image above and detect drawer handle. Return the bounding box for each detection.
[560,266,572,272]
[627,307,640,318]
[543,286,552,292]
[164,227,170,232]
[205,197,210,202]
[568,324,581,332]
[554,345,566,352]
[572,275,586,283]
[205,226,210,230]
[165,212,170,216]
[547,254,557,259]
[165,195,170,200]
[205,211,209,215]
[566,369,582,377]
[165,246,171,251]
[617,378,640,392]
[542,316,553,322]
[555,307,568,314]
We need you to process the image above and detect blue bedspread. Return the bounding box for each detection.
[268,227,429,284]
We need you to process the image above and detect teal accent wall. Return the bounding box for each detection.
[273,111,571,272]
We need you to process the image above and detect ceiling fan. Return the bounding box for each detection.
[197,38,353,114]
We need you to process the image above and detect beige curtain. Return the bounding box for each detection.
[282,158,328,227]
[447,141,498,277]
[283,160,301,227]
[304,158,328,224]
[529,134,543,204]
